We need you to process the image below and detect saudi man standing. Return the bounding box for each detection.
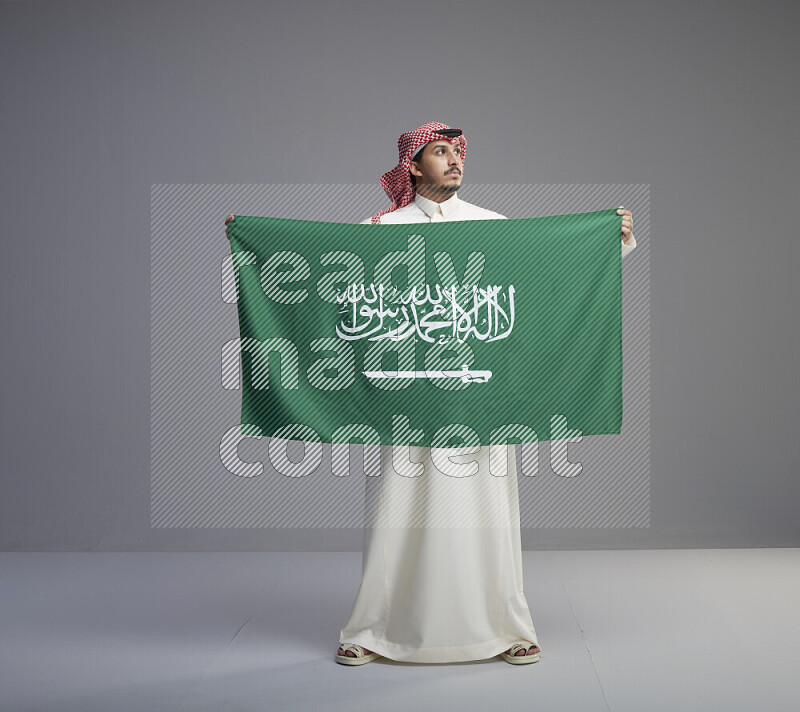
[335,122,637,666]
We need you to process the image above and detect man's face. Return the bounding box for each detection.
[409,140,463,195]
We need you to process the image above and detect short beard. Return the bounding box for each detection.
[420,180,459,196]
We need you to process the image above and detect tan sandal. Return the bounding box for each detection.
[336,643,382,666]
[500,641,541,665]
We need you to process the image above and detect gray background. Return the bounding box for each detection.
[1,0,797,551]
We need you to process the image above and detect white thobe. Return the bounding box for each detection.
[338,191,637,663]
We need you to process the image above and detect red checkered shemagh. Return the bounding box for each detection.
[368,121,467,224]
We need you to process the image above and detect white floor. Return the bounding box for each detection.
[0,549,797,712]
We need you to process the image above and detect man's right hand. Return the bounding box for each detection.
[225,214,234,240]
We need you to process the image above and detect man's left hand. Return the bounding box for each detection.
[617,206,634,245]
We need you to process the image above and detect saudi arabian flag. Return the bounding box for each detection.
[226,207,624,446]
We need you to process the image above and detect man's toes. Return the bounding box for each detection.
[509,643,539,656]
[338,645,371,658]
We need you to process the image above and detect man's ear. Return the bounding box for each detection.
[409,157,423,178]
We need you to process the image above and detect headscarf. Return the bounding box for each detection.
[369,121,467,224]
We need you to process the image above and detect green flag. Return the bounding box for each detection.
[227,207,623,446]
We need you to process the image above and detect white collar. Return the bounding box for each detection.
[414,191,460,219]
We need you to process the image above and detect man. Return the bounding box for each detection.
[335,122,637,665]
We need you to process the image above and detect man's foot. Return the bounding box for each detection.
[338,644,373,658]
[506,643,540,657]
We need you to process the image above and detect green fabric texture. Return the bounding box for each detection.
[227,207,623,446]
